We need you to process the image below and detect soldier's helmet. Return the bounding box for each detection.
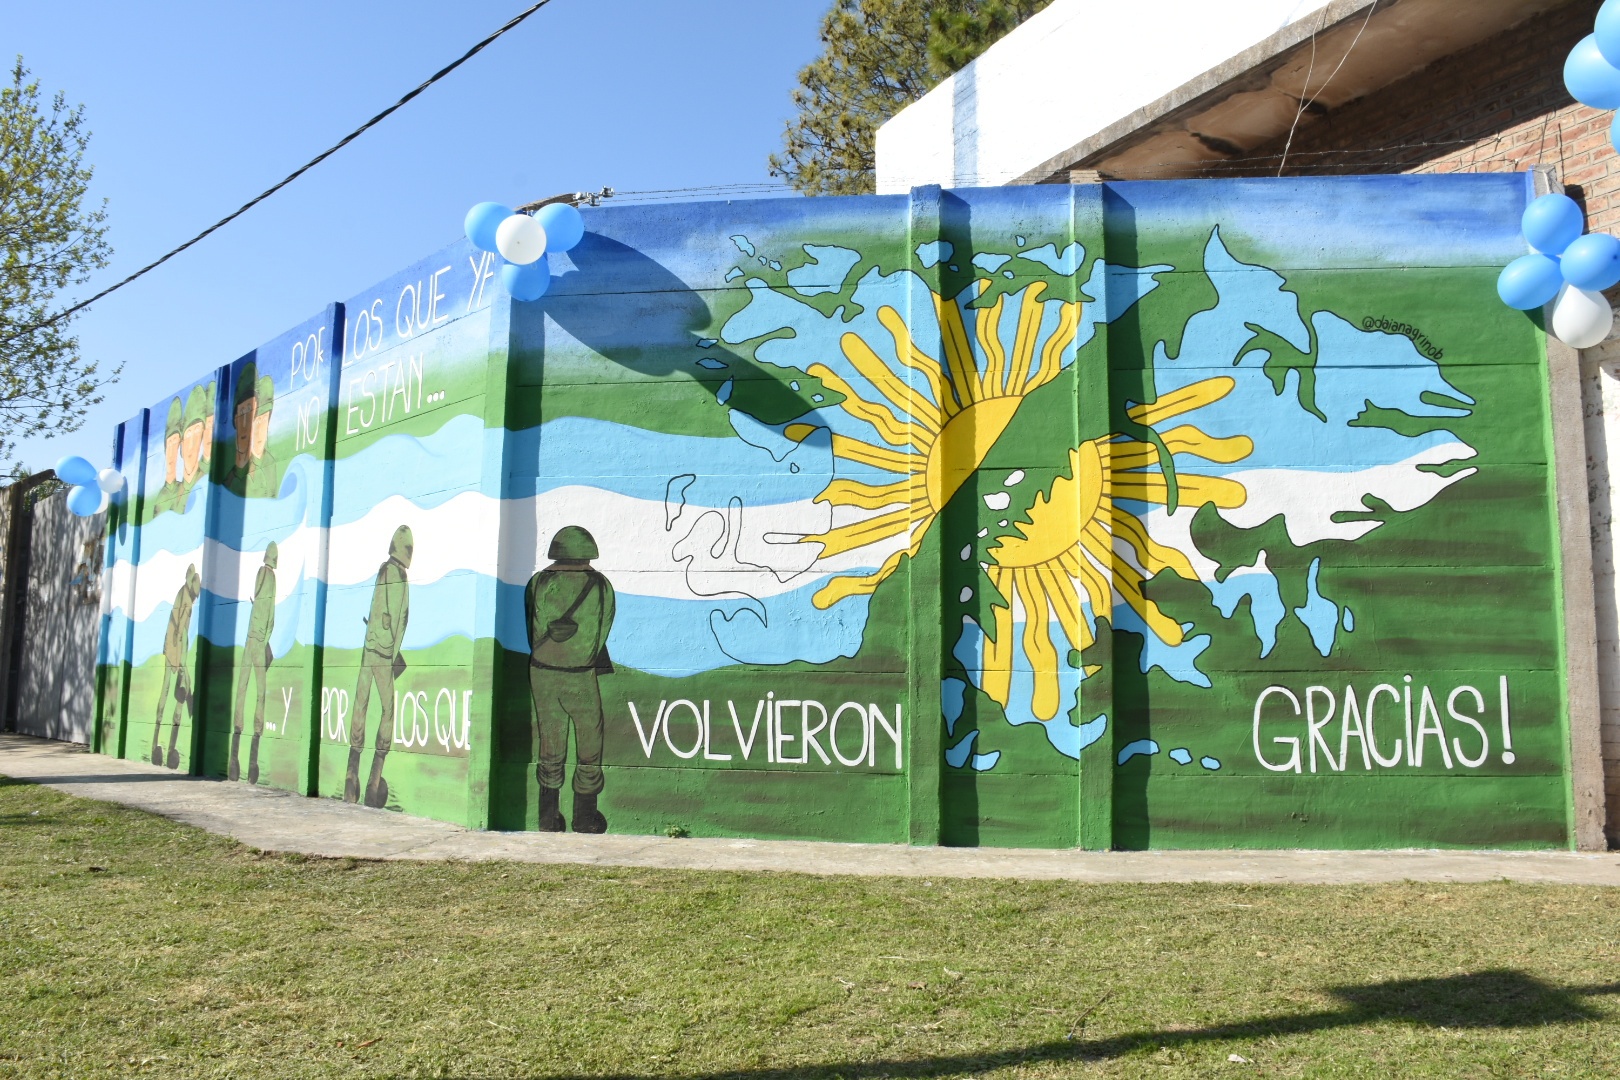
[548,525,599,561]
[389,525,414,569]
[263,541,278,570]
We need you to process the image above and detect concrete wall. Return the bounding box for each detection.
[1090,0,1620,846]
[873,0,1336,193]
[93,175,1590,848]
[13,493,106,743]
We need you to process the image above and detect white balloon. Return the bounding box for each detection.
[1552,284,1615,349]
[96,466,123,494]
[494,214,548,265]
[97,489,110,514]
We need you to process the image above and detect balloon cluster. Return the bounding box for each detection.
[1563,1,1620,138]
[1502,1,1620,348]
[463,201,586,302]
[55,455,122,517]
[1498,194,1618,348]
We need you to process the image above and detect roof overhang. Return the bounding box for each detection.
[1017,0,1579,184]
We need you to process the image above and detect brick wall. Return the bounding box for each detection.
[1239,2,1608,222]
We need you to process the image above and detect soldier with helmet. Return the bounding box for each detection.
[222,362,257,497]
[149,397,186,518]
[151,564,201,769]
[230,542,278,784]
[345,525,413,808]
[525,525,616,833]
[246,374,278,499]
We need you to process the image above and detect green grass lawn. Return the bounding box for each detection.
[2,775,1617,1079]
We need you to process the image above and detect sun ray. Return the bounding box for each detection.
[804,506,914,559]
[814,478,914,511]
[974,292,1009,397]
[1126,376,1236,427]
[807,363,917,449]
[877,307,954,416]
[822,433,921,475]
[1004,281,1049,391]
[1029,301,1081,392]
[931,290,981,407]
[841,332,942,436]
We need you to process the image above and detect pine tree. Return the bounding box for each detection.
[0,58,115,465]
[770,0,1054,195]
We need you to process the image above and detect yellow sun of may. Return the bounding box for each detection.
[783,278,1253,721]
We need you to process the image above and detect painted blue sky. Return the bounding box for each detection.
[6,0,826,470]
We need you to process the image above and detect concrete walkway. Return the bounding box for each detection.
[4,734,1618,885]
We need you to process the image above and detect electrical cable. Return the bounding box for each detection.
[1278,0,1380,175]
[2,0,555,349]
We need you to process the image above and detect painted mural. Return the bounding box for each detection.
[94,174,1577,849]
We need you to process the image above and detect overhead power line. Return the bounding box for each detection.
[3,0,556,349]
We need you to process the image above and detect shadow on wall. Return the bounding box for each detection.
[516,232,820,425]
[444,971,1618,1078]
[14,493,105,744]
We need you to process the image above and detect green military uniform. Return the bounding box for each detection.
[345,526,412,809]
[200,379,216,470]
[150,398,187,519]
[151,565,201,770]
[176,385,209,507]
[222,363,256,497]
[230,543,277,784]
[525,525,616,834]
[245,376,279,500]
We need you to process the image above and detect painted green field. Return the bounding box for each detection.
[2,775,1616,1079]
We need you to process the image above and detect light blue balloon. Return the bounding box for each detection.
[1561,232,1620,291]
[1497,253,1564,310]
[54,454,98,487]
[463,202,512,253]
[535,202,585,253]
[66,484,102,517]
[1565,34,1620,110]
[1598,0,1620,68]
[1522,193,1584,255]
[501,256,551,302]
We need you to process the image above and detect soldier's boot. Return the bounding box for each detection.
[246,735,261,786]
[150,736,164,767]
[343,748,362,803]
[362,751,390,809]
[538,786,566,832]
[572,792,606,834]
[227,730,241,781]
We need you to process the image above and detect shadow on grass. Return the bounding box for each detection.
[477,971,1618,1079]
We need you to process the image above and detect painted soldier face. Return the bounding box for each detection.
[164,434,181,483]
[234,400,255,466]
[181,422,205,482]
[201,414,215,461]
[251,409,271,459]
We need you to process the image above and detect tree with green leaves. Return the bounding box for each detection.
[770,0,1054,195]
[0,58,114,466]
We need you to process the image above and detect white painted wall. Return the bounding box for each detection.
[875,0,1337,193]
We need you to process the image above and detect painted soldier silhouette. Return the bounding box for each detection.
[152,564,201,769]
[525,525,616,833]
[345,526,412,808]
[222,362,257,497]
[149,397,185,518]
[230,542,277,784]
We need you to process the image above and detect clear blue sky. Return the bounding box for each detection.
[6,0,827,471]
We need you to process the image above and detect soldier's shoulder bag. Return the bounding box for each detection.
[546,574,602,643]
